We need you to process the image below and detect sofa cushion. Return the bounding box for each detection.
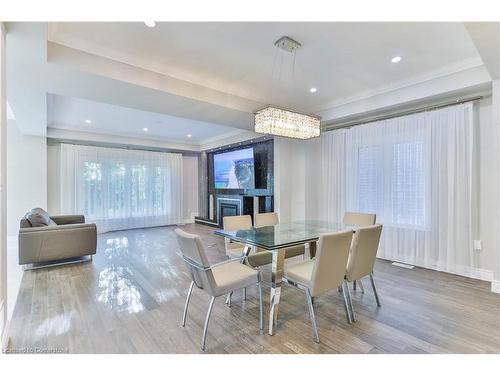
[26,208,53,227]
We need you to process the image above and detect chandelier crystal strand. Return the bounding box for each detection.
[254,106,321,140]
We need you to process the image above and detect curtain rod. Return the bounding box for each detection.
[322,95,483,132]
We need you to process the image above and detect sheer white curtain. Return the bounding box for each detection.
[321,103,476,275]
[60,144,183,233]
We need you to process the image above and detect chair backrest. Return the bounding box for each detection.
[175,228,216,294]
[310,230,354,297]
[222,215,252,231]
[346,224,383,282]
[343,212,376,226]
[254,212,279,228]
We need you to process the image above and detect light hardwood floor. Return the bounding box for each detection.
[6,224,500,353]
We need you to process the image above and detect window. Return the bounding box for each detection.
[83,161,103,217]
[63,144,182,232]
[357,146,383,215]
[356,140,426,229]
[391,142,425,227]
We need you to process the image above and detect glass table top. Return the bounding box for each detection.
[214,220,356,250]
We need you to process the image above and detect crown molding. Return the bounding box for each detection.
[317,57,485,112]
[47,127,200,153]
[199,128,252,146]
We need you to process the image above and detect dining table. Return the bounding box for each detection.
[214,220,356,335]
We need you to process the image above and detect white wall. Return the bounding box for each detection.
[47,143,60,214]
[7,120,47,235]
[0,21,7,347]
[6,119,47,320]
[476,96,500,280]
[274,136,323,224]
[274,137,306,223]
[182,155,199,222]
[47,143,199,223]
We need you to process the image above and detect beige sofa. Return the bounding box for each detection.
[19,210,97,267]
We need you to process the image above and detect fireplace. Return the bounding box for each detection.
[217,197,241,227]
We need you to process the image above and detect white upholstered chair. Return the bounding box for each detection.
[222,215,253,259]
[222,215,254,303]
[175,228,263,351]
[254,212,279,228]
[248,212,306,267]
[345,224,383,321]
[342,211,377,292]
[282,230,355,343]
[343,212,377,227]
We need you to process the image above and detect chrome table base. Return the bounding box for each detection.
[269,248,286,335]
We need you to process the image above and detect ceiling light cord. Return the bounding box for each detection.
[270,47,279,105]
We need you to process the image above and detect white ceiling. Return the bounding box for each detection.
[47,94,247,144]
[6,22,494,146]
[49,22,481,112]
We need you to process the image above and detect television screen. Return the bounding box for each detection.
[214,148,255,189]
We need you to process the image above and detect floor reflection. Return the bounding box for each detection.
[104,236,130,259]
[34,312,74,340]
[96,228,184,311]
[96,266,144,314]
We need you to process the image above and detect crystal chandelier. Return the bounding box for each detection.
[254,105,321,139]
[254,36,321,140]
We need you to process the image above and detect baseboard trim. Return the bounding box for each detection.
[1,301,9,352]
[491,280,500,294]
[378,255,494,282]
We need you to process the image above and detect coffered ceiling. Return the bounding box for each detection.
[49,22,482,112]
[5,22,496,149]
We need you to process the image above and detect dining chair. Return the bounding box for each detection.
[175,228,263,351]
[250,212,306,266]
[343,211,377,226]
[222,215,255,303]
[342,211,376,291]
[281,230,355,343]
[345,224,383,321]
[223,213,305,305]
[222,215,253,259]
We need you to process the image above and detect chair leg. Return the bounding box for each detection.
[358,279,365,293]
[344,280,356,323]
[305,289,320,343]
[181,281,194,327]
[258,282,263,331]
[201,296,216,351]
[340,283,353,324]
[353,280,357,290]
[225,292,232,307]
[369,272,381,307]
[243,287,247,301]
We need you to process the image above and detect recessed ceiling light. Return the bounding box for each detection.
[84,119,92,124]
[143,127,149,132]
[391,56,402,63]
[309,87,317,93]
[144,21,156,28]
[187,134,192,138]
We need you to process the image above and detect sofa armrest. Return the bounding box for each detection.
[19,223,97,265]
[50,215,85,225]
[19,223,95,233]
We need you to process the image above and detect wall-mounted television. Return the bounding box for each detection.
[214,147,255,189]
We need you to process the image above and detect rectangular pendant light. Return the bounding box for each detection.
[254,105,321,140]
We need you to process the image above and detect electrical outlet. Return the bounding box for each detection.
[473,240,482,251]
